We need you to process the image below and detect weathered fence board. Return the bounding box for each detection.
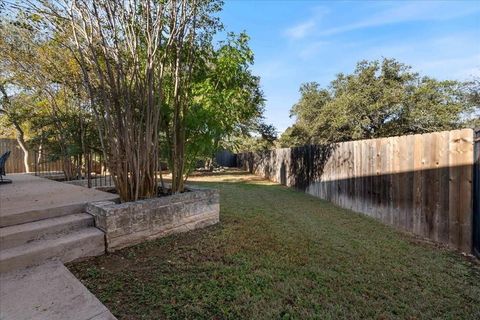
[0,138,33,173]
[0,138,66,174]
[473,129,480,257]
[237,128,475,253]
[215,150,237,167]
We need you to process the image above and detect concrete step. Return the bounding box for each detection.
[0,203,88,228]
[0,228,105,273]
[0,213,94,250]
[0,174,119,228]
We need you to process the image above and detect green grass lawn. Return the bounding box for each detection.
[69,171,480,319]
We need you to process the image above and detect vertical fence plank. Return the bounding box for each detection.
[384,138,393,225]
[348,142,354,210]
[456,129,473,253]
[413,134,424,236]
[428,132,441,241]
[437,131,450,243]
[397,135,407,230]
[368,139,375,217]
[391,136,400,227]
[374,138,382,220]
[449,130,462,249]
[473,129,480,257]
[421,132,434,239]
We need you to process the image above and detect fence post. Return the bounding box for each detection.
[34,150,38,176]
[87,150,92,188]
[473,129,480,257]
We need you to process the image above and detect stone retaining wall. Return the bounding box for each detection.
[86,187,219,252]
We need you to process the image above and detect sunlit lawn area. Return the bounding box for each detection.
[69,170,480,319]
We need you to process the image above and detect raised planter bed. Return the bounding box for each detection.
[86,186,219,252]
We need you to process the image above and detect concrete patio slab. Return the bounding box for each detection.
[0,261,116,320]
[0,174,119,227]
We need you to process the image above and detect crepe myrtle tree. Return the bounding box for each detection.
[159,0,224,193]
[22,0,264,198]
[25,0,226,200]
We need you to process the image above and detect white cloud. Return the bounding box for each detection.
[253,59,296,80]
[283,5,330,40]
[414,55,480,80]
[358,31,480,81]
[284,20,316,39]
[317,1,480,37]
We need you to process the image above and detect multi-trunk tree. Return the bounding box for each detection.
[3,0,264,201]
[38,0,226,200]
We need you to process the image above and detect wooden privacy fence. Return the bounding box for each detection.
[0,138,64,174]
[238,128,476,253]
[215,150,237,167]
[0,138,33,173]
[474,129,480,257]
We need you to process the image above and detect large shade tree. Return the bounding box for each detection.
[280,58,479,146]
[176,32,265,176]
[0,17,94,177]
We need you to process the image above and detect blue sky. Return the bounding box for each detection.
[218,0,480,133]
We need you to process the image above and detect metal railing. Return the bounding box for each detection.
[33,148,113,189]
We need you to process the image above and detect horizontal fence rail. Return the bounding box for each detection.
[237,128,475,253]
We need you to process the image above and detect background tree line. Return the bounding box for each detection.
[278,58,479,147]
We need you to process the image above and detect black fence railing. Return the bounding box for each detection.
[33,150,64,179]
[33,149,113,189]
[84,150,113,188]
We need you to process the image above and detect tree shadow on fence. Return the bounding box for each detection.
[237,143,336,191]
[236,145,476,254]
[289,144,336,190]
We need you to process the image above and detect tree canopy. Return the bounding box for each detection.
[1,0,267,201]
[280,58,479,147]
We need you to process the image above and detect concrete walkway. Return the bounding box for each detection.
[0,261,116,320]
[0,174,118,227]
[0,174,119,320]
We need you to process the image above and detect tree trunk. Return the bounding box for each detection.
[14,124,30,173]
